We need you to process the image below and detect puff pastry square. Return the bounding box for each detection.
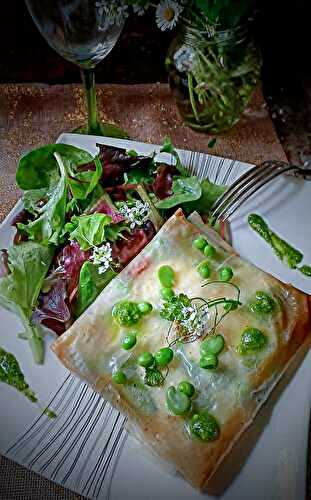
[52,210,310,489]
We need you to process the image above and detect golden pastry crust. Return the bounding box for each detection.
[52,210,310,490]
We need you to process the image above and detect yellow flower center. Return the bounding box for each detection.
[164,7,175,22]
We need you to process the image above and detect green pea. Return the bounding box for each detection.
[197,261,211,279]
[137,301,153,315]
[137,352,154,368]
[160,287,175,300]
[219,266,233,282]
[200,335,225,356]
[203,244,216,258]
[158,265,175,288]
[177,381,195,398]
[166,386,191,416]
[112,371,127,384]
[193,237,208,251]
[200,353,218,369]
[188,411,220,441]
[237,327,267,355]
[121,332,137,350]
[155,347,174,367]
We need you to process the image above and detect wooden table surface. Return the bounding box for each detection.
[0,82,308,500]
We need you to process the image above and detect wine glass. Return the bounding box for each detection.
[25,0,128,138]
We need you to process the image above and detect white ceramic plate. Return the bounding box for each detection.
[1,133,310,500]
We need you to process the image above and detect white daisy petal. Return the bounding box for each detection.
[155,0,183,31]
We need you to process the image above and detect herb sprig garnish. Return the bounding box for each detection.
[160,282,241,347]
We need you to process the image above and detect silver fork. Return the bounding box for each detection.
[209,160,311,223]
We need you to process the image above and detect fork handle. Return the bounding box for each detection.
[262,160,311,180]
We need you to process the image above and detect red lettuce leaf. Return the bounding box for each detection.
[91,200,124,224]
[58,242,90,301]
[152,164,178,200]
[112,220,156,266]
[33,241,90,335]
[78,145,152,187]
[0,250,9,278]
[32,279,71,336]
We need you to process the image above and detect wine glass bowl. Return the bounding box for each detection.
[25,0,127,137]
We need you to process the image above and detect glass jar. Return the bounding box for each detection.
[166,22,262,134]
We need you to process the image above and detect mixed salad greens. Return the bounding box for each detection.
[0,138,226,365]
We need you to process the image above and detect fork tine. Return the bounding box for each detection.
[210,161,280,218]
[219,164,297,221]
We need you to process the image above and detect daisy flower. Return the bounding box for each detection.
[156,0,183,31]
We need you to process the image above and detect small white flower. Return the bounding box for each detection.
[90,243,113,274]
[156,0,183,31]
[95,1,128,30]
[179,304,209,338]
[118,200,149,230]
[133,4,148,16]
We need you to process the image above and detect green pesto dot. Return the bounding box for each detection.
[200,353,219,370]
[177,381,195,398]
[160,287,175,300]
[219,266,233,282]
[137,301,153,315]
[155,347,174,367]
[112,371,127,384]
[158,265,175,288]
[137,352,154,368]
[197,261,211,279]
[121,332,137,350]
[112,301,141,326]
[200,335,225,356]
[237,327,268,355]
[193,237,208,251]
[203,244,216,258]
[188,411,220,441]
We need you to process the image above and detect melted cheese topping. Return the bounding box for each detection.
[64,213,296,428]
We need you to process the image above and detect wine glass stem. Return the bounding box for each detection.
[81,68,99,134]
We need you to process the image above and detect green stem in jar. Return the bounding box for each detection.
[187,72,200,124]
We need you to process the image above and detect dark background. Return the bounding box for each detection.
[1,1,311,165]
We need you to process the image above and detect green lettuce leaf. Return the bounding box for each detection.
[0,242,54,364]
[64,213,127,251]
[65,156,103,201]
[74,262,117,317]
[160,137,188,176]
[17,153,67,245]
[16,144,93,190]
[22,188,49,215]
[181,179,226,215]
[156,177,202,209]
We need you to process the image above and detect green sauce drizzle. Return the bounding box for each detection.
[0,346,56,418]
[248,214,302,268]
[249,214,311,277]
[0,346,37,403]
[300,265,311,277]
